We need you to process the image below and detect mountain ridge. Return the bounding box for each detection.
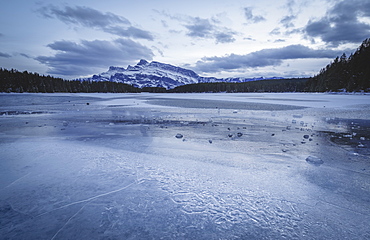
[82,59,283,89]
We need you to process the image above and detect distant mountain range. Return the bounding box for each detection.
[81,59,283,89]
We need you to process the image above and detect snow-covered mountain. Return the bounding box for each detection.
[82,59,282,89]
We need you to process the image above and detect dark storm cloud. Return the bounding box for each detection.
[0,52,11,58]
[35,38,153,76]
[38,5,154,40]
[194,44,344,73]
[243,7,266,24]
[304,0,370,46]
[184,17,236,43]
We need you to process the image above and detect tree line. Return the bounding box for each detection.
[169,78,309,93]
[0,68,140,93]
[305,38,370,92]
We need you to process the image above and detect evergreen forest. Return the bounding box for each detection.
[305,38,370,92]
[0,69,140,93]
[169,78,309,93]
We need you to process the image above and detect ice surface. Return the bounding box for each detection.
[0,92,370,239]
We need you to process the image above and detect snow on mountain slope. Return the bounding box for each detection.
[82,59,282,89]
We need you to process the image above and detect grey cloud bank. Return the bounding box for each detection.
[38,5,154,40]
[304,0,370,46]
[35,39,153,76]
[194,45,345,73]
[38,5,130,28]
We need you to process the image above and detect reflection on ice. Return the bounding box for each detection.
[0,93,369,239]
[323,118,370,155]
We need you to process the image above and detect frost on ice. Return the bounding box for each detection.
[0,92,369,239]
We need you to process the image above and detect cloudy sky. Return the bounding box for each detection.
[1,0,369,79]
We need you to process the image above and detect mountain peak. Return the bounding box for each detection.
[137,59,149,66]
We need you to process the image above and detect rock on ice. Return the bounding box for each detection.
[175,133,183,139]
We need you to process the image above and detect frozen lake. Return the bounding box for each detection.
[1,92,369,239]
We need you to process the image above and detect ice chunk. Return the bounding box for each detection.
[305,156,324,165]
